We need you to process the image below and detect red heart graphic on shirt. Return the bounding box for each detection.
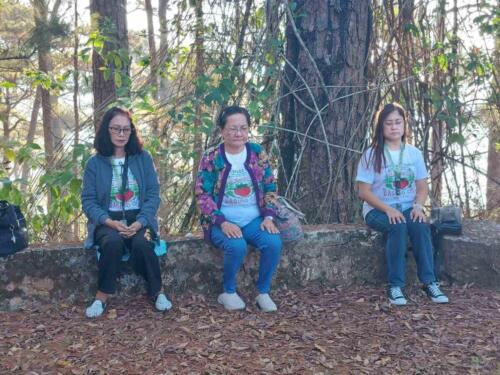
[399,179,409,189]
[234,185,251,197]
[116,190,134,202]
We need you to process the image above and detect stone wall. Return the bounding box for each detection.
[0,221,498,310]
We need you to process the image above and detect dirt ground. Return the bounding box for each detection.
[1,285,499,374]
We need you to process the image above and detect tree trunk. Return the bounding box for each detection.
[21,86,42,187]
[38,49,54,169]
[279,0,372,223]
[486,19,500,213]
[181,0,205,232]
[487,116,500,212]
[145,0,160,135]
[158,0,169,102]
[429,0,446,206]
[73,0,80,239]
[90,0,129,129]
[145,0,158,95]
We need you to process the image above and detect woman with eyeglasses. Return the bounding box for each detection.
[195,105,282,312]
[81,107,171,318]
[356,103,448,306]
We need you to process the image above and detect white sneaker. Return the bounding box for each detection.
[85,299,106,318]
[255,293,278,312]
[423,282,449,304]
[387,286,407,306]
[217,292,246,310]
[155,293,173,311]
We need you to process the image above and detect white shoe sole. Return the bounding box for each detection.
[389,298,407,306]
[217,295,245,310]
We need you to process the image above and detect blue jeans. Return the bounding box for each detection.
[365,208,436,287]
[211,216,282,294]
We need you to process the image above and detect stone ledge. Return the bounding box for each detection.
[0,221,498,310]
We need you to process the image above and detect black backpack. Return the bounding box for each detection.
[0,200,29,257]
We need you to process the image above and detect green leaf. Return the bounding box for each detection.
[4,148,16,162]
[55,171,73,186]
[70,178,82,195]
[449,133,465,145]
[114,71,122,88]
[0,81,16,89]
[403,23,420,36]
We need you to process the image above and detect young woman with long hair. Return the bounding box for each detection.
[356,103,448,305]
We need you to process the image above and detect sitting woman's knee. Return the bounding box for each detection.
[100,233,124,254]
[389,222,408,234]
[226,239,248,258]
[131,237,155,256]
[266,235,282,254]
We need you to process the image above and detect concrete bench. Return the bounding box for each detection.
[1,220,498,311]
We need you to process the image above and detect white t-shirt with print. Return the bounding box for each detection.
[356,144,428,218]
[109,157,141,212]
[220,148,261,227]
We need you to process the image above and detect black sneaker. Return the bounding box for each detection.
[387,286,407,305]
[423,282,449,303]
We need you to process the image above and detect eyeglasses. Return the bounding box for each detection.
[226,126,249,134]
[109,126,132,135]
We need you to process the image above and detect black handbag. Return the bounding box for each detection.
[0,200,29,257]
[430,205,462,235]
[430,205,462,283]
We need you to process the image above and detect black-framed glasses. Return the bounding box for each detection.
[109,126,132,135]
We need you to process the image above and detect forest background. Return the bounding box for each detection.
[0,0,498,244]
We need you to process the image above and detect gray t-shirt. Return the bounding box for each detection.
[356,144,428,218]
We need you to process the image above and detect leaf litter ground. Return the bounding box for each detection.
[1,285,499,374]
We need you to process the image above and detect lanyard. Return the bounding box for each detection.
[120,155,129,221]
[384,143,405,196]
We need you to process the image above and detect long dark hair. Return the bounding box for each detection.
[364,103,407,173]
[94,107,143,157]
[217,105,251,129]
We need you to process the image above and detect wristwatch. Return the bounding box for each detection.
[264,216,274,221]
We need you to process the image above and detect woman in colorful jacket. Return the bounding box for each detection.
[195,105,282,312]
[81,107,172,318]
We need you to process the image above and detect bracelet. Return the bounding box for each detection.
[264,216,274,221]
[413,203,424,211]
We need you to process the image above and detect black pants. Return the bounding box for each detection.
[94,211,162,297]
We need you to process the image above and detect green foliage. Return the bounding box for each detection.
[87,18,131,94]
[0,138,91,242]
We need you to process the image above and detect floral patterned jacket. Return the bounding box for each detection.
[195,142,278,242]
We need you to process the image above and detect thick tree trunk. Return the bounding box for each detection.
[279,0,372,223]
[90,0,129,129]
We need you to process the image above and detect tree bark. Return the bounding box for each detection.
[90,0,129,129]
[181,0,205,232]
[486,15,500,213]
[145,0,160,135]
[21,86,42,187]
[429,0,446,206]
[279,0,372,223]
[158,0,169,102]
[73,0,80,239]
